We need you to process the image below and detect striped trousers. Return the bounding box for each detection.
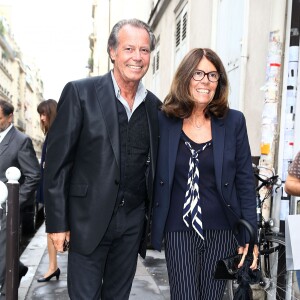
[165,230,237,300]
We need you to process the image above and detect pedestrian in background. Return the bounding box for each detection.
[151,48,259,300]
[36,99,60,283]
[0,99,40,296]
[285,151,300,196]
[284,151,300,289]
[44,19,160,299]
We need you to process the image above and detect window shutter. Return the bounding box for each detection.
[176,20,181,47]
[174,4,188,68]
[182,12,187,41]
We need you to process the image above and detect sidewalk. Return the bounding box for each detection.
[18,223,170,299]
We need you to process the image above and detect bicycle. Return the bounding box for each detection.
[225,165,298,300]
[253,165,288,299]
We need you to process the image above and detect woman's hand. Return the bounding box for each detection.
[237,243,259,270]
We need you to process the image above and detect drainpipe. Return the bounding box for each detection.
[238,0,249,112]
[259,0,288,226]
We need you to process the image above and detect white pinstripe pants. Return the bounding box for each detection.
[165,230,238,300]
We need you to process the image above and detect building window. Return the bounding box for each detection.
[152,49,160,75]
[152,44,160,94]
[175,5,188,68]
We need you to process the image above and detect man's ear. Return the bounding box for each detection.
[9,113,13,123]
[109,47,116,61]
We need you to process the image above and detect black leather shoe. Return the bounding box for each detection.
[37,268,60,282]
[19,265,28,287]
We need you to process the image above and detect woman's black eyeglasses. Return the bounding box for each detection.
[192,70,220,82]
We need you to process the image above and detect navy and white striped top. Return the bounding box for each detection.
[165,131,231,232]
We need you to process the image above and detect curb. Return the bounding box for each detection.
[18,223,47,299]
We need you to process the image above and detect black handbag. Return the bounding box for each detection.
[214,253,242,280]
[214,219,255,280]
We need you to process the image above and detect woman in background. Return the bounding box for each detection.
[151,48,259,299]
[36,99,60,282]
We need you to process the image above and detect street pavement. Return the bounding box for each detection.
[18,222,170,299]
[17,222,300,300]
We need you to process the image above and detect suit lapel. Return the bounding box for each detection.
[212,116,225,193]
[93,73,120,168]
[144,96,159,182]
[168,119,182,192]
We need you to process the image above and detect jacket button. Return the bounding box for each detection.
[224,182,229,187]
[115,180,119,185]
[160,180,164,185]
[155,202,159,207]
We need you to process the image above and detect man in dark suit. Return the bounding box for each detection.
[0,99,40,296]
[44,19,160,299]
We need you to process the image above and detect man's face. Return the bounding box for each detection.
[110,24,151,85]
[0,107,12,132]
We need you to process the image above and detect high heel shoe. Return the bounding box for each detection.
[37,268,60,282]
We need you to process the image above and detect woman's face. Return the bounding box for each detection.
[40,113,49,129]
[189,56,219,108]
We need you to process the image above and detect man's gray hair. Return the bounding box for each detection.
[107,18,156,63]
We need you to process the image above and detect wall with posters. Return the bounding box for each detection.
[281,0,300,182]
[273,0,300,232]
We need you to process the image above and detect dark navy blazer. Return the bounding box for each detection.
[151,109,257,251]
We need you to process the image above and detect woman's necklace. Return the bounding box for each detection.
[187,117,205,130]
[192,122,203,129]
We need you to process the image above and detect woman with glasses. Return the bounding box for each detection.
[151,48,258,299]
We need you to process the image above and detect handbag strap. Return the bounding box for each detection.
[234,219,255,254]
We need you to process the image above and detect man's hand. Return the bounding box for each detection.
[49,231,70,253]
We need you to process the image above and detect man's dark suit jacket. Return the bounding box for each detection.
[0,125,40,287]
[0,126,40,208]
[44,72,160,258]
[151,109,257,251]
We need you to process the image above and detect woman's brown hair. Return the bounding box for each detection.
[37,99,57,134]
[162,48,229,119]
